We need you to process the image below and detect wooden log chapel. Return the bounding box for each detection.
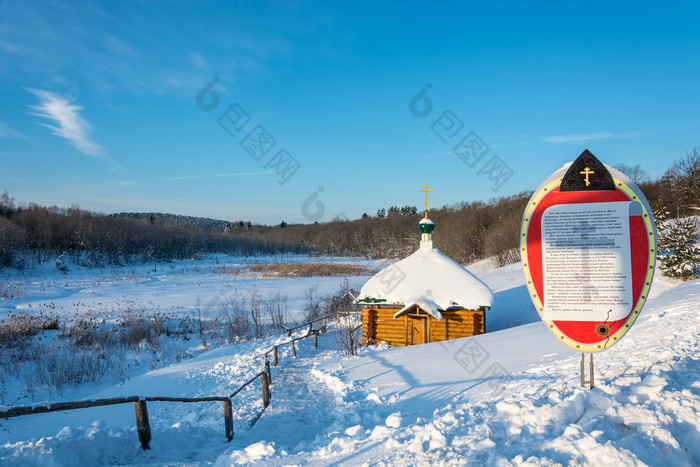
[355,186,494,347]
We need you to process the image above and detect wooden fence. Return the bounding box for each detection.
[281,313,333,336]
[264,324,327,367]
[0,322,330,451]
[281,309,360,336]
[0,385,265,449]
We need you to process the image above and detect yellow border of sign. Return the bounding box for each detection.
[520,177,656,353]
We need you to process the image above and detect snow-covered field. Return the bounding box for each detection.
[0,254,383,408]
[1,254,698,466]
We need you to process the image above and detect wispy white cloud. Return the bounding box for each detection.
[542,131,641,144]
[190,53,208,69]
[26,88,106,159]
[0,122,29,140]
[0,1,326,99]
[161,171,274,182]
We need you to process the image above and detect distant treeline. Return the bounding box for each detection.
[235,192,528,265]
[0,201,307,269]
[1,148,697,269]
[111,212,232,230]
[227,149,700,264]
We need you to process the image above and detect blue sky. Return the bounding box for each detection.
[1,1,699,225]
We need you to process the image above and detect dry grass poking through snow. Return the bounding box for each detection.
[0,278,29,299]
[0,311,60,342]
[246,262,374,277]
[0,300,197,403]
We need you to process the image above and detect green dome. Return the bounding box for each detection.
[419,219,435,234]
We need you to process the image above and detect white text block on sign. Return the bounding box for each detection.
[541,201,633,321]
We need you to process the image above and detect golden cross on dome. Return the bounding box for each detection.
[420,185,434,218]
[580,167,595,187]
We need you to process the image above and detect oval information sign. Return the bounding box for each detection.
[521,150,656,352]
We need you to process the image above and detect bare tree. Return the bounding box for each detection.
[303,284,322,322]
[0,190,15,218]
[249,287,263,339]
[614,163,649,185]
[333,314,362,356]
[264,291,288,333]
[218,290,251,343]
[661,148,700,216]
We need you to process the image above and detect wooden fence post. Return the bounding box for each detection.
[273,346,278,367]
[265,360,272,384]
[223,398,234,441]
[261,373,270,408]
[314,332,318,348]
[291,340,297,357]
[134,399,151,450]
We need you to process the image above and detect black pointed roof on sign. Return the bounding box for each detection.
[560,149,615,192]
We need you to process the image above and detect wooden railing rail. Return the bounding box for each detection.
[281,307,361,337]
[146,396,229,403]
[230,371,268,401]
[281,313,335,336]
[228,370,270,428]
[264,325,327,368]
[0,395,140,419]
[0,373,275,450]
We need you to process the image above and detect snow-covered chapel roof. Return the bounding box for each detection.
[356,222,493,321]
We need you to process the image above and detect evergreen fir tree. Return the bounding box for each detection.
[650,200,668,230]
[657,216,700,280]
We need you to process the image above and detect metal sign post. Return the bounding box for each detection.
[580,353,594,388]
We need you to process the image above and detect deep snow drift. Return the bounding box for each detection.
[1,255,698,466]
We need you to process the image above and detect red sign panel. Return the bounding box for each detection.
[521,150,656,352]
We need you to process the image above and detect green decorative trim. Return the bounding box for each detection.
[356,298,387,303]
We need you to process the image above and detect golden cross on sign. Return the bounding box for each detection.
[580,167,595,187]
[420,185,434,218]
